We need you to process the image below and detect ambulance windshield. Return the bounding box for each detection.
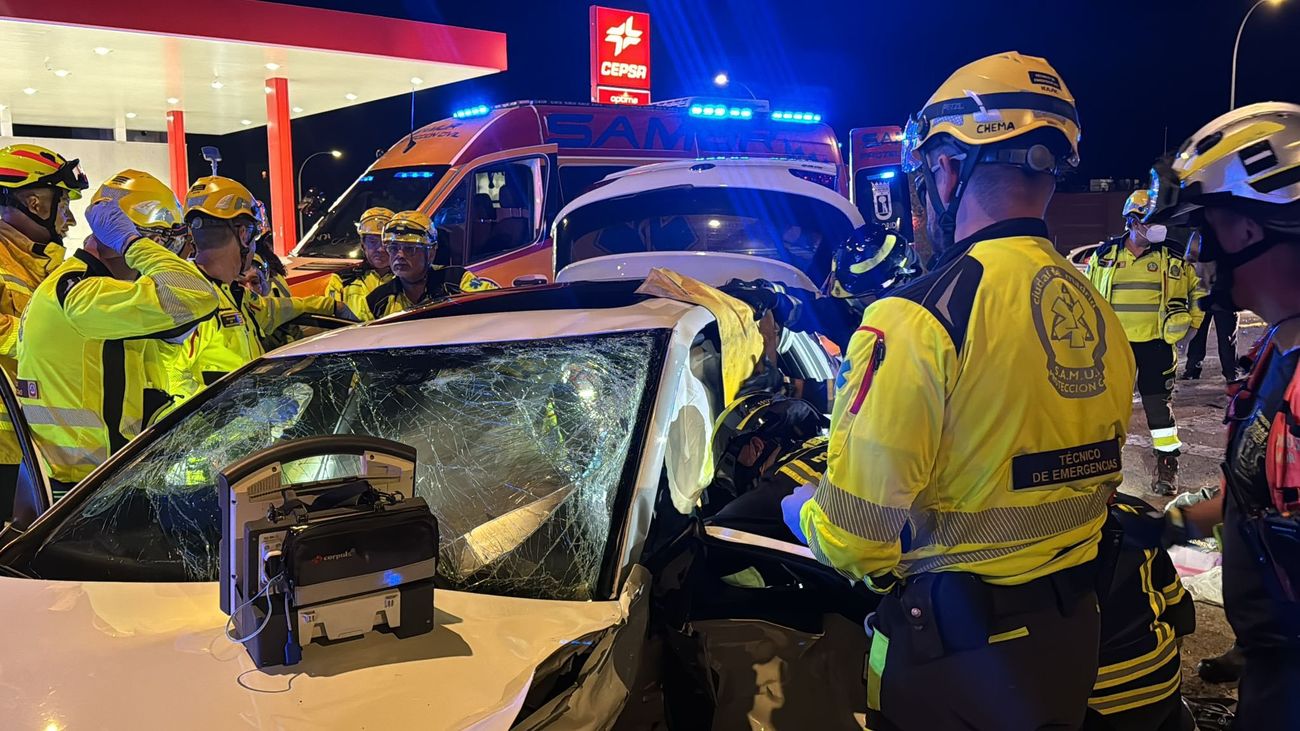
[296,165,450,260]
[554,186,853,283]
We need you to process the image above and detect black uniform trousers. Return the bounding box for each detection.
[1131,340,1178,445]
[1184,310,1239,380]
[866,566,1100,731]
[1081,691,1193,731]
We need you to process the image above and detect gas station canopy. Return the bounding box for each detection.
[0,0,508,134]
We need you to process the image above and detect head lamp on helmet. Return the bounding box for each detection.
[902,52,1081,253]
[1147,102,1300,311]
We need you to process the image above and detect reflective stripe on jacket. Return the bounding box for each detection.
[169,278,335,399]
[0,221,65,465]
[16,240,219,484]
[1085,238,1203,343]
[802,219,1137,590]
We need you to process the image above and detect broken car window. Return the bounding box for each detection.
[26,332,662,601]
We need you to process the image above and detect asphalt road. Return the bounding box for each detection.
[1115,313,1267,708]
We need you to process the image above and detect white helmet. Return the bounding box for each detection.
[1148,102,1300,229]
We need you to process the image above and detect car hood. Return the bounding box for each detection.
[0,577,633,730]
[556,251,820,291]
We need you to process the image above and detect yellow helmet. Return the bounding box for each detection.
[1122,189,1152,220]
[900,51,1081,173]
[356,207,395,236]
[382,210,436,246]
[184,175,256,221]
[0,143,89,199]
[93,170,184,231]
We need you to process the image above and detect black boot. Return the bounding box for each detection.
[1151,452,1178,496]
[1197,644,1246,684]
[1181,364,1202,380]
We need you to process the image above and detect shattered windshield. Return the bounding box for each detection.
[22,332,663,601]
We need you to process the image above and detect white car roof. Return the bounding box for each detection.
[555,157,865,232]
[269,297,699,358]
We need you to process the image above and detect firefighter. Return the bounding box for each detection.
[790,52,1136,730]
[1085,493,1196,730]
[0,143,86,516]
[341,206,394,316]
[364,210,496,319]
[16,194,218,498]
[170,177,350,398]
[1085,190,1203,495]
[1150,102,1300,729]
[705,393,827,542]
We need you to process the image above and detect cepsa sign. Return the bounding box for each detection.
[590,6,650,105]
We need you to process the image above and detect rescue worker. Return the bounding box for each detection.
[1086,190,1203,495]
[816,222,919,351]
[341,206,394,316]
[0,143,86,515]
[1085,493,1196,730]
[364,210,496,319]
[17,193,218,498]
[170,177,350,398]
[1151,101,1300,729]
[790,52,1136,730]
[1182,285,1241,382]
[705,393,827,541]
[88,171,197,423]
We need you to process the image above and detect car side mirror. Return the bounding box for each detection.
[513,274,548,287]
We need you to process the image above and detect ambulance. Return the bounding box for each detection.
[847,125,913,239]
[286,99,844,293]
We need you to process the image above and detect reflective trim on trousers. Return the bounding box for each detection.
[909,486,1112,552]
[1093,632,1178,688]
[1150,427,1182,453]
[812,473,911,543]
[22,404,105,429]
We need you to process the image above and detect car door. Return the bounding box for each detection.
[0,370,51,540]
[647,521,876,730]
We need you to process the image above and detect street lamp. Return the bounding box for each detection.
[1231,0,1286,109]
[713,71,758,100]
[297,149,342,235]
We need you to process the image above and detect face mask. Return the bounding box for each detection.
[1145,224,1168,244]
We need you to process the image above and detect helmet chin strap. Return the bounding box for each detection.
[920,145,983,256]
[9,187,65,245]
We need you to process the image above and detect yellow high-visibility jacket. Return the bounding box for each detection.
[16,240,219,488]
[342,268,390,321]
[168,277,337,399]
[802,219,1137,590]
[1085,237,1204,343]
[363,266,497,320]
[0,221,64,465]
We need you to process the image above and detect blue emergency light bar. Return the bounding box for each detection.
[771,110,823,123]
[360,175,375,183]
[689,104,754,120]
[452,104,491,119]
[394,171,438,179]
[875,170,897,180]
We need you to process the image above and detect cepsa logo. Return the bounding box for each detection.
[591,6,651,103]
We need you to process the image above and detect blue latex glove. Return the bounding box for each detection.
[781,483,815,546]
[86,198,142,255]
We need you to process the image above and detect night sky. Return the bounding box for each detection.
[217,0,1300,205]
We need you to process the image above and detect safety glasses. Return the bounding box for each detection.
[384,242,433,257]
[45,159,90,195]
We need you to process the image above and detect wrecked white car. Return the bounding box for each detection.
[0,279,875,730]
